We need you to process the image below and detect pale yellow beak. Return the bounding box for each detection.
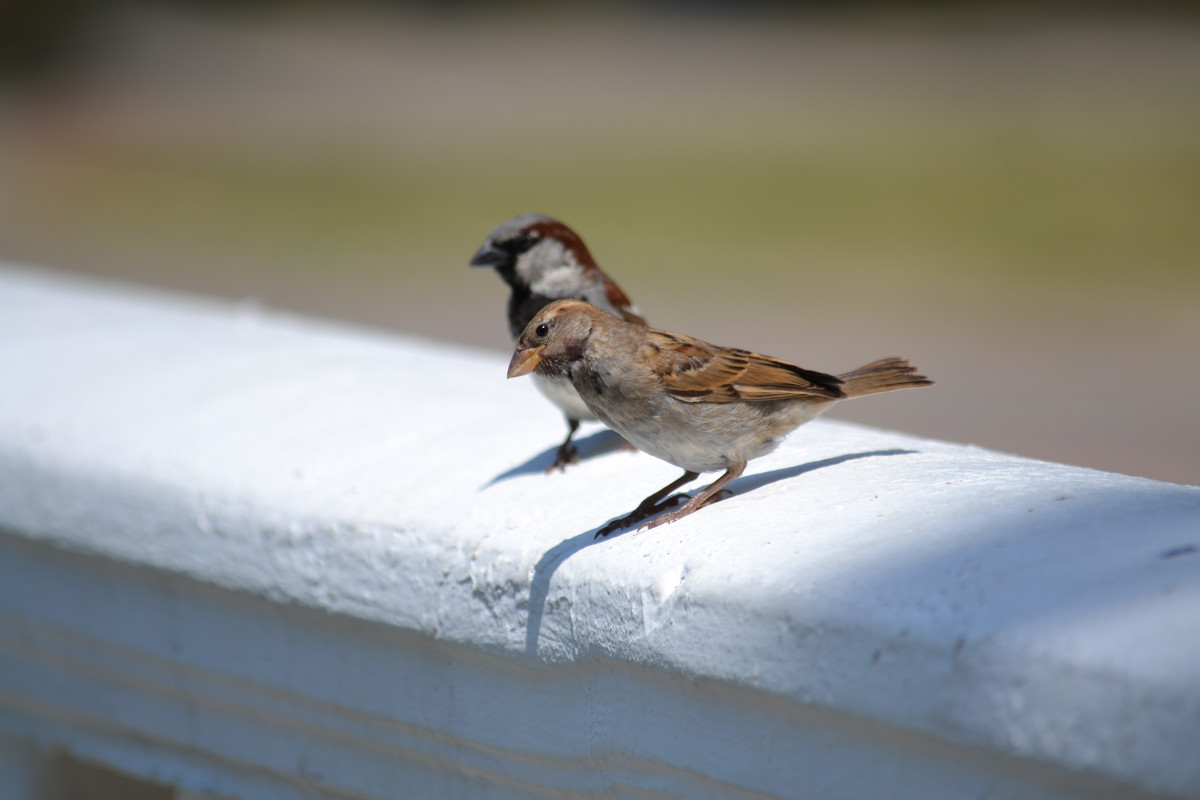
[507,345,543,378]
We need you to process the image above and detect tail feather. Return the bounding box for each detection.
[837,357,933,398]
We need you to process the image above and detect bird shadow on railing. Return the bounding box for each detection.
[481,429,631,488]
[523,448,918,657]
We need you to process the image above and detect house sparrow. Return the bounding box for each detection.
[470,214,646,469]
[507,299,933,535]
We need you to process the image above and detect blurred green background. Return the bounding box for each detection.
[1,2,1197,484]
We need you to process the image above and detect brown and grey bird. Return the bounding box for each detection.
[507,299,933,535]
[471,214,646,469]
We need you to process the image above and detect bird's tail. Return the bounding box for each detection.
[837,357,933,398]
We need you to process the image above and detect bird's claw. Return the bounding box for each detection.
[595,493,689,538]
[634,490,733,532]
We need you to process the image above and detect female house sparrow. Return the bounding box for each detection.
[470,214,646,469]
[507,299,933,535]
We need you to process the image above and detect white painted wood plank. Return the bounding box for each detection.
[0,264,1197,799]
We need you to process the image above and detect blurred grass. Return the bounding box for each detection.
[2,7,1198,482]
[9,8,1198,309]
[22,121,1200,297]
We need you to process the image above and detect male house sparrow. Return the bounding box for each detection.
[507,299,933,535]
[471,214,646,469]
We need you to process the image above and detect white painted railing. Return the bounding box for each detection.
[1,263,1198,800]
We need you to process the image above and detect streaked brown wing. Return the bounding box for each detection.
[646,330,844,403]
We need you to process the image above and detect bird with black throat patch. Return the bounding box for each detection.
[507,299,934,536]
[471,214,646,469]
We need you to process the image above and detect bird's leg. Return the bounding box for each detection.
[639,461,746,532]
[548,418,581,472]
[596,470,700,537]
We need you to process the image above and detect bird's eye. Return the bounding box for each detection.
[535,323,549,337]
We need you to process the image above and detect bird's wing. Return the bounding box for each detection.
[645,330,844,403]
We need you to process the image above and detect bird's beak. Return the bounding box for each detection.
[507,345,543,378]
[469,241,508,268]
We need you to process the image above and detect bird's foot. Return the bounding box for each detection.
[546,441,579,472]
[595,493,689,538]
[636,489,734,532]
